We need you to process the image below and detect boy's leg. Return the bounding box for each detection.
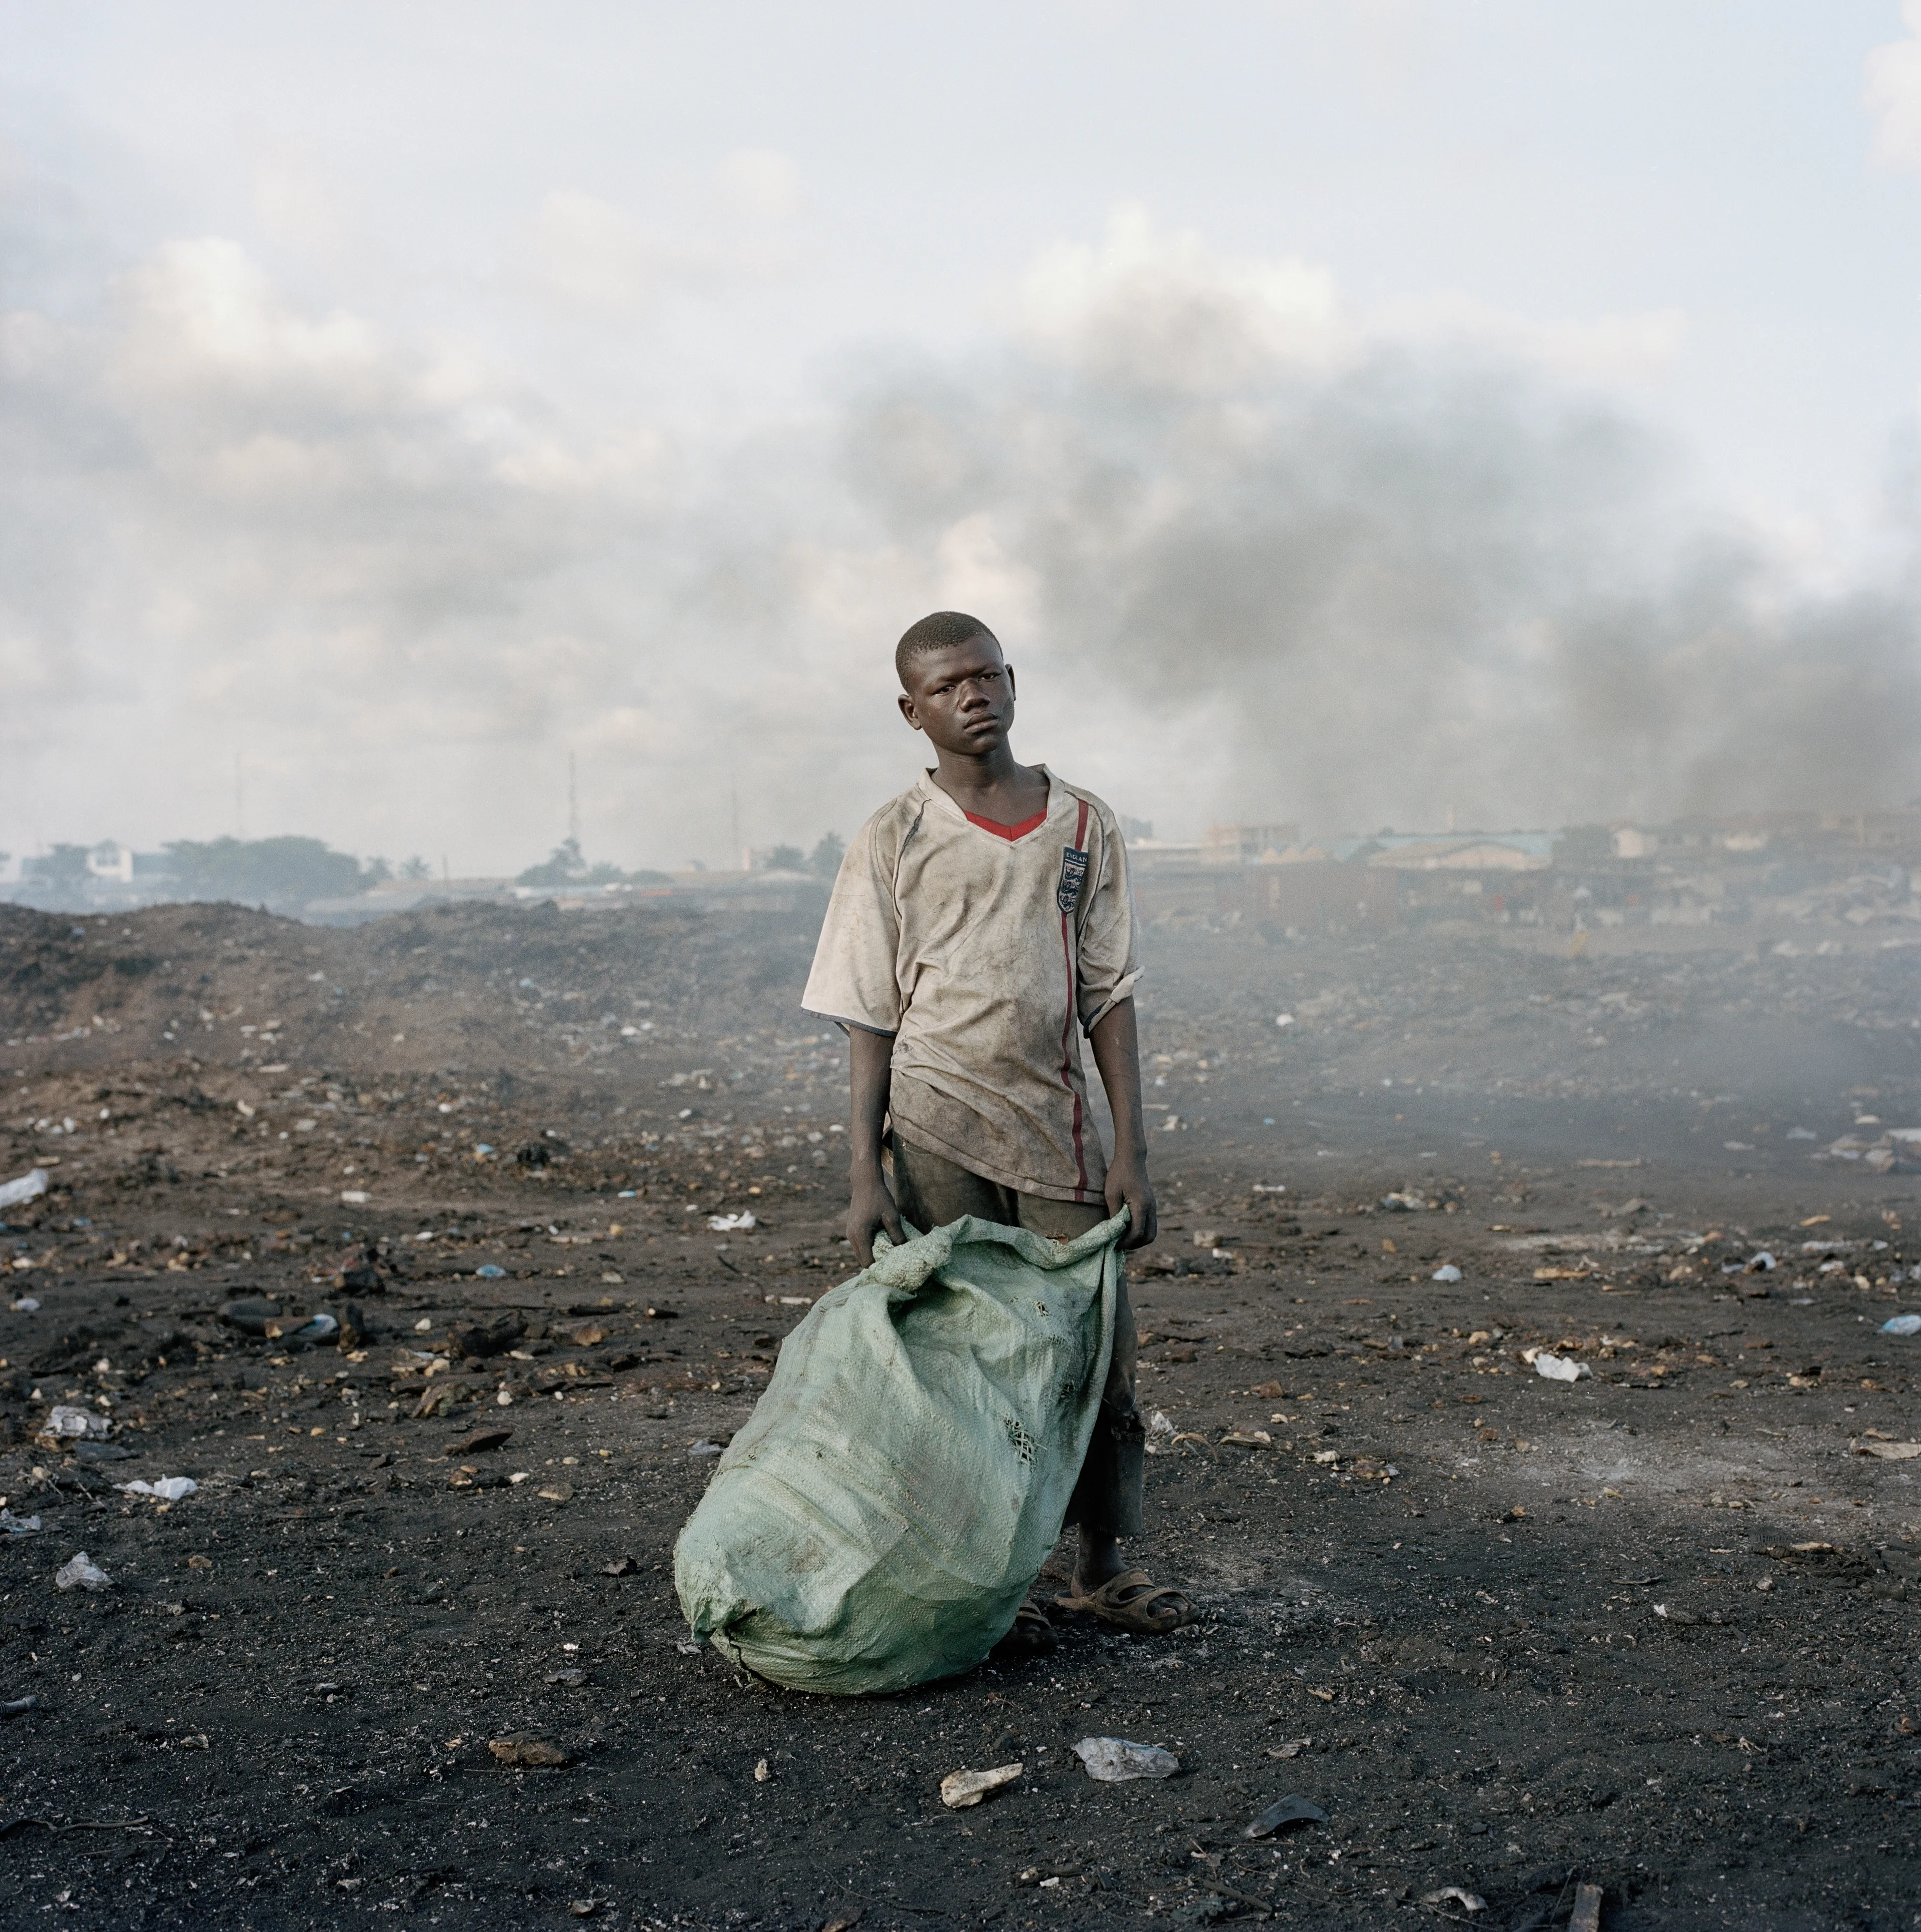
[887,1134,1020,1231]
[1010,1197,1160,1605]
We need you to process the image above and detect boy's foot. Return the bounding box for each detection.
[1054,1569,1191,1635]
[989,1595,1058,1661]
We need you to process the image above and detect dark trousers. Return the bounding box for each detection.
[888,1135,1145,1539]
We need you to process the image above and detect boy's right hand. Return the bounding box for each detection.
[848,1169,904,1264]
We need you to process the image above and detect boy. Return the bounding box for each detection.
[801,609,1189,1650]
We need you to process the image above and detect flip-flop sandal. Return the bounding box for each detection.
[1054,1569,1192,1635]
[989,1595,1058,1660]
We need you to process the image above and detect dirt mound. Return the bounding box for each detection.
[0,898,820,1076]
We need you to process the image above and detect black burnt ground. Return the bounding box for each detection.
[0,901,1917,1930]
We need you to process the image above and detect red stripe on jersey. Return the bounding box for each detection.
[963,804,1049,841]
[1059,798,1092,1200]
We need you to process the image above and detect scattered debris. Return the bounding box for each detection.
[1853,1440,1921,1460]
[0,1512,42,1535]
[217,1299,336,1345]
[1532,1351,1591,1383]
[118,1478,197,1502]
[1422,1886,1486,1914]
[708,1211,756,1232]
[938,1762,1023,1808]
[488,1733,568,1767]
[1,1696,40,1717]
[688,1440,725,1458]
[448,1313,526,1360]
[38,1406,112,1445]
[1881,1315,1921,1337]
[1432,1264,1463,1283]
[1569,1882,1604,1932]
[1266,1737,1311,1759]
[446,1428,513,1457]
[54,1552,112,1593]
[0,1168,49,1210]
[1244,1793,1327,1838]
[1071,1736,1180,1782]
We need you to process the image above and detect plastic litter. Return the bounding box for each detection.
[1882,1315,1921,1337]
[0,1510,42,1534]
[41,1405,112,1442]
[676,1212,1125,1696]
[1853,1440,1921,1460]
[1072,1736,1181,1782]
[1532,1351,1590,1383]
[0,1168,50,1211]
[687,1439,725,1458]
[1432,1264,1463,1283]
[119,1477,198,1501]
[11,1297,40,1313]
[1274,1013,1295,1028]
[939,1761,1023,1808]
[1244,1793,1327,1837]
[54,1552,112,1593]
[476,1264,507,1279]
[706,1211,756,1233]
[1380,1190,1428,1212]
[1747,1251,1776,1271]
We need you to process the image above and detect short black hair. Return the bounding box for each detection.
[895,610,999,689]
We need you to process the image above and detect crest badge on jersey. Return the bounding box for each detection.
[1056,845,1089,915]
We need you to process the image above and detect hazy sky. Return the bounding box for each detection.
[3,1,1918,873]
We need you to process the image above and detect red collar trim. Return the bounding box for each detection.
[962,804,1050,842]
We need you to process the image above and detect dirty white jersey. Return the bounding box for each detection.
[802,769,1140,1204]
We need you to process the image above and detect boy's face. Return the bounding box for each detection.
[897,635,1017,756]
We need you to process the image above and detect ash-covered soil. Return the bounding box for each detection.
[1,901,1917,1931]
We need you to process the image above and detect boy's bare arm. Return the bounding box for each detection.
[1089,998,1158,1250]
[846,1024,904,1263]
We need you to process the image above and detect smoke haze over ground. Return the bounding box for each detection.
[2,5,1919,872]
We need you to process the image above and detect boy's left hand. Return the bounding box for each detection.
[1104,1152,1157,1250]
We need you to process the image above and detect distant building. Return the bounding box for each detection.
[1203,822,1301,865]
[1366,832,1554,873]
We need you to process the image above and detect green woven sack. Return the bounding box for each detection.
[673,1211,1125,1695]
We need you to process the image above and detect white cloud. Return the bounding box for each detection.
[1381,293,1689,386]
[251,146,358,266]
[717,149,805,222]
[109,237,400,415]
[520,163,807,319]
[1867,0,1921,168]
[523,190,666,318]
[1006,203,1357,391]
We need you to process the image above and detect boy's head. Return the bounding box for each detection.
[894,611,1017,756]
[894,609,998,690]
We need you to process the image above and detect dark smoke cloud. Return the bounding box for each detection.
[841,343,1920,833]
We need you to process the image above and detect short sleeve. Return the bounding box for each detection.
[801,809,904,1034]
[1075,803,1140,1032]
